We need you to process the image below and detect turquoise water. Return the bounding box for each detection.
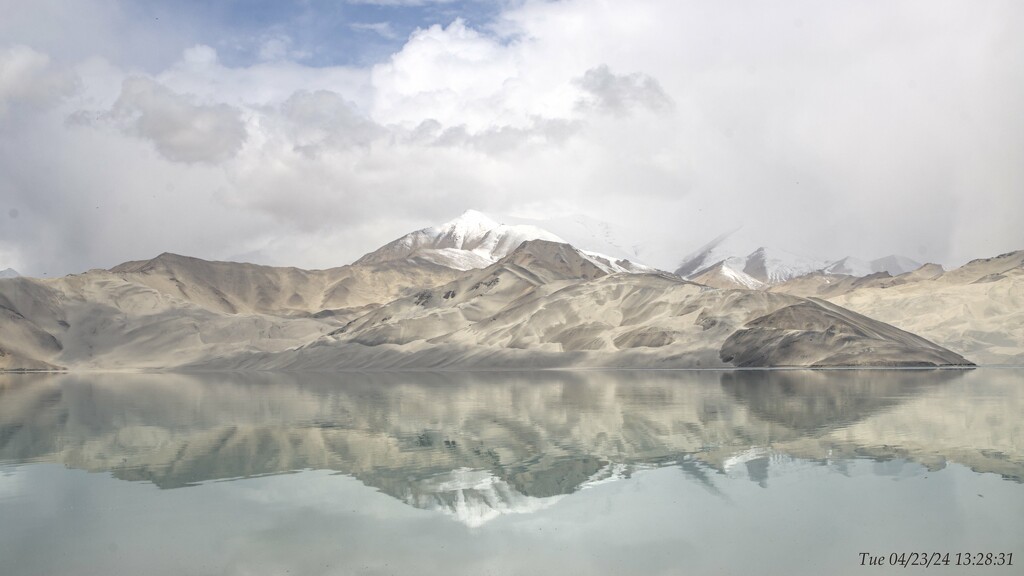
[1,370,1021,575]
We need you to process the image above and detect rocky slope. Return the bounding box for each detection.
[0,255,459,370]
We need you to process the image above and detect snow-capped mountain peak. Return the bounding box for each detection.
[355,209,566,270]
[431,209,502,246]
[0,268,19,279]
[689,258,766,290]
[675,231,926,288]
[674,230,741,279]
[356,209,663,274]
[675,230,828,285]
[821,256,872,277]
[744,246,830,284]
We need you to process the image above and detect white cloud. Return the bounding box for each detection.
[1,1,1023,275]
[350,22,400,40]
[370,18,569,129]
[0,45,78,121]
[277,90,383,153]
[181,44,218,68]
[156,44,372,111]
[94,76,248,164]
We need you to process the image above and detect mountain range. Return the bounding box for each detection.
[1,209,1019,370]
[673,229,923,289]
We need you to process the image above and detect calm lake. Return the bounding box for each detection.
[1,369,1021,575]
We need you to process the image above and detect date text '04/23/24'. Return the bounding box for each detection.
[859,553,1014,568]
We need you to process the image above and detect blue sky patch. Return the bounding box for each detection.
[126,0,506,68]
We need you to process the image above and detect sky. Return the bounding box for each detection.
[1,0,1022,276]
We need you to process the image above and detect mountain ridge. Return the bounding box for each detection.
[2,213,1018,370]
[770,250,1024,365]
[674,229,926,289]
[200,239,970,370]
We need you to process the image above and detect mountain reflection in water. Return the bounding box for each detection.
[1,369,1020,528]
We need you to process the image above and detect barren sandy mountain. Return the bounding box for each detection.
[721,298,970,367]
[0,272,333,370]
[203,240,970,370]
[0,234,985,371]
[0,254,460,370]
[0,277,66,370]
[773,251,1024,364]
[767,271,896,299]
[111,252,460,319]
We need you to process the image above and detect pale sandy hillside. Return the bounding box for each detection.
[773,251,1024,365]
[0,240,981,371]
[208,240,970,370]
[0,255,459,370]
[0,272,332,370]
[111,252,460,319]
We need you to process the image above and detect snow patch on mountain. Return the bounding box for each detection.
[688,259,766,290]
[506,214,637,259]
[579,249,658,274]
[0,268,18,279]
[718,259,767,289]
